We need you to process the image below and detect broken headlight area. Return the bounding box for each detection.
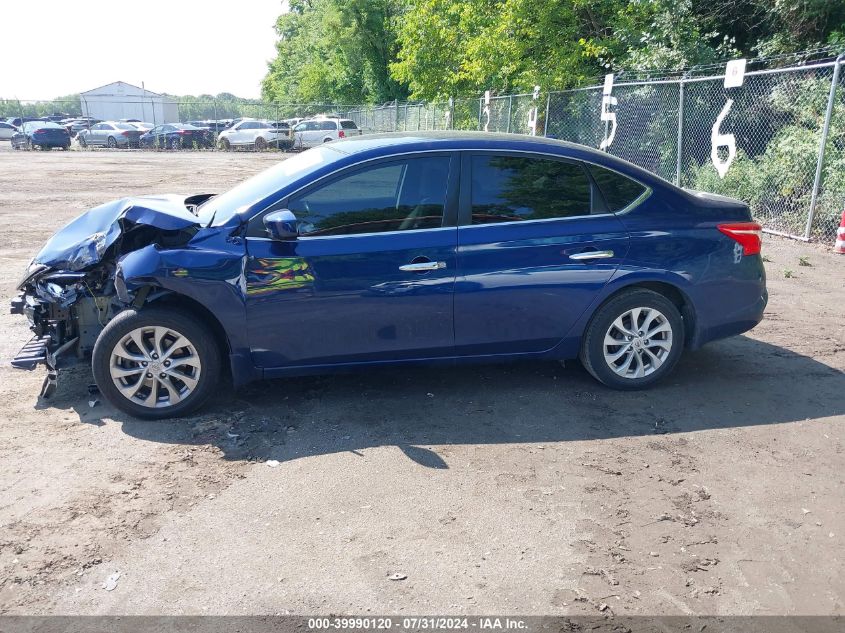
[11,268,119,396]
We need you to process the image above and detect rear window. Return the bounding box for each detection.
[588,165,647,212]
[115,123,136,130]
[340,120,358,130]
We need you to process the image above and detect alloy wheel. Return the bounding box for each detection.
[602,307,673,379]
[109,325,202,408]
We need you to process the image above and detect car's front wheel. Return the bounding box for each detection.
[580,289,684,390]
[92,307,221,419]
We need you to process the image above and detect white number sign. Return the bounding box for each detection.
[599,74,617,150]
[711,99,736,179]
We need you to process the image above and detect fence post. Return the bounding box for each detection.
[675,73,687,186]
[506,95,513,133]
[543,92,551,137]
[449,97,455,130]
[805,52,845,239]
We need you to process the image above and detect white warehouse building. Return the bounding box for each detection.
[80,81,178,123]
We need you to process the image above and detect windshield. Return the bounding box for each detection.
[197,145,342,226]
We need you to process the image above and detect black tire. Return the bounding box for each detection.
[92,307,222,419]
[79,135,87,148]
[107,136,117,148]
[219,137,231,151]
[254,136,267,151]
[169,137,180,150]
[580,288,684,390]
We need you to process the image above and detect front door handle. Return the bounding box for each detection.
[569,250,614,261]
[399,261,447,272]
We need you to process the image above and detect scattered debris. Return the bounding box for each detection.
[102,571,121,591]
[265,460,280,468]
[582,463,622,476]
[388,573,407,581]
[88,399,99,408]
[426,393,434,398]
[584,567,619,586]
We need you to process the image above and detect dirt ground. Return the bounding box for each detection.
[0,143,842,617]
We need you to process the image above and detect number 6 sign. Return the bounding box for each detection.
[710,59,745,178]
[711,98,736,179]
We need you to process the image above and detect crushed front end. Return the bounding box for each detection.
[8,194,207,397]
[10,265,117,396]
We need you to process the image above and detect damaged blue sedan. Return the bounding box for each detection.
[10,132,767,419]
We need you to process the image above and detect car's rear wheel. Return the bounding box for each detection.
[107,136,117,148]
[580,289,684,390]
[78,135,87,148]
[255,136,267,151]
[92,308,221,419]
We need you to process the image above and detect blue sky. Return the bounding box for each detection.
[0,0,287,100]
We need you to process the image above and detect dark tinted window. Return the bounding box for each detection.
[340,120,358,129]
[470,155,591,224]
[588,165,647,212]
[288,156,450,236]
[319,120,337,131]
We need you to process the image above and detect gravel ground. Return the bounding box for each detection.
[0,144,842,616]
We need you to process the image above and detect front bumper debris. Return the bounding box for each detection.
[11,335,50,370]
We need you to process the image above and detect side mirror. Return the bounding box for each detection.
[264,209,298,240]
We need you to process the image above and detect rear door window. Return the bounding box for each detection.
[340,120,358,130]
[469,154,593,224]
[587,165,648,212]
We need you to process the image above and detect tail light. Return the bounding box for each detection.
[34,129,46,134]
[177,130,190,135]
[718,222,762,256]
[121,131,130,136]
[338,129,345,138]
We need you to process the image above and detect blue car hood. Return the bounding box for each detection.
[33,195,201,270]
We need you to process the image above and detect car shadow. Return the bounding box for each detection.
[50,335,844,469]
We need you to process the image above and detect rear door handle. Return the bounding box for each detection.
[569,250,614,261]
[399,261,447,272]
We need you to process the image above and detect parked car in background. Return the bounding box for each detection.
[216,119,292,151]
[11,121,71,150]
[0,121,18,140]
[77,121,144,148]
[5,116,44,128]
[139,123,213,149]
[10,132,767,418]
[292,117,361,148]
[127,122,154,133]
[65,118,102,137]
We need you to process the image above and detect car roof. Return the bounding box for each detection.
[324,131,668,186]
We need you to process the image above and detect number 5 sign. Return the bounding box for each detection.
[711,59,746,178]
[599,74,617,150]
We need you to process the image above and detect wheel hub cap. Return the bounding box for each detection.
[602,307,673,379]
[109,326,201,408]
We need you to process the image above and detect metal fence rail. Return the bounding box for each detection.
[4,53,844,242]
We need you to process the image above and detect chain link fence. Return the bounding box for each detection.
[3,53,844,242]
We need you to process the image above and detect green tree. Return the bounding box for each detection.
[262,0,408,105]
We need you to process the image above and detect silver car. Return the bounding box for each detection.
[292,118,361,148]
[216,119,291,151]
[0,121,17,141]
[78,121,144,148]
